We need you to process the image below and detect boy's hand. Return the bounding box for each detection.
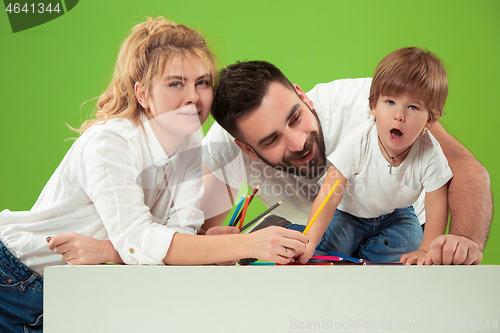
[400,250,427,265]
[298,241,317,264]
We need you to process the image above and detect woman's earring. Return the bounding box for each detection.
[139,100,148,109]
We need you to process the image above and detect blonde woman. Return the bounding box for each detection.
[0,17,307,332]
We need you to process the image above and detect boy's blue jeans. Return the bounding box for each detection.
[0,239,43,332]
[286,206,423,263]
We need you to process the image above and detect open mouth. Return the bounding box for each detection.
[293,145,314,164]
[390,128,403,142]
[282,132,319,166]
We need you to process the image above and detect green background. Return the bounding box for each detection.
[1,0,498,263]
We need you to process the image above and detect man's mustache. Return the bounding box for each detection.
[282,132,318,164]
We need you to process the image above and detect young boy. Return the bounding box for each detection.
[297,47,453,265]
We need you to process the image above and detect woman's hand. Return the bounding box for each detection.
[47,233,123,265]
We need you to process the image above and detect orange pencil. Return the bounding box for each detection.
[238,194,251,229]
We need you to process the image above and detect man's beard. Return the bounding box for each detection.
[252,111,327,179]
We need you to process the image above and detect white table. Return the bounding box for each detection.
[44,265,500,332]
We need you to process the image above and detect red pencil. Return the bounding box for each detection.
[238,195,251,229]
[234,184,260,226]
[248,183,260,203]
[276,262,335,266]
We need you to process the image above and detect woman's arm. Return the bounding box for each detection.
[163,226,308,265]
[48,226,309,265]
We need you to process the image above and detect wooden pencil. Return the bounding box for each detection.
[238,195,251,229]
[248,184,260,203]
[249,261,275,266]
[303,179,341,235]
[318,248,363,264]
[278,262,336,266]
[233,184,260,226]
[228,195,246,226]
[310,255,342,261]
[239,200,284,233]
[250,262,337,266]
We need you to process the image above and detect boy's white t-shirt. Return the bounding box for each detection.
[329,118,453,218]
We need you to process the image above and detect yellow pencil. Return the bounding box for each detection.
[303,179,341,235]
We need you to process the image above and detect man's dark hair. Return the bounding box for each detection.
[211,61,294,141]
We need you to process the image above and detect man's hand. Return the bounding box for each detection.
[424,235,483,265]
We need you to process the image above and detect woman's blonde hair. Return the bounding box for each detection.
[77,17,217,132]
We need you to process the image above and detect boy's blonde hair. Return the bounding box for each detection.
[368,47,448,122]
[77,17,217,132]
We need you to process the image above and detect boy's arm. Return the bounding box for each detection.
[298,165,347,264]
[429,123,492,263]
[420,185,449,252]
[400,185,448,265]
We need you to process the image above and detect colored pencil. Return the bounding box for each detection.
[279,262,336,266]
[303,179,341,235]
[310,255,342,261]
[239,200,284,233]
[238,195,251,228]
[249,262,275,266]
[248,183,260,204]
[250,262,337,266]
[317,247,363,264]
[228,195,246,226]
[233,184,260,226]
[363,261,403,266]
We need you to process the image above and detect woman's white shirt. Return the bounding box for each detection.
[0,115,205,275]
